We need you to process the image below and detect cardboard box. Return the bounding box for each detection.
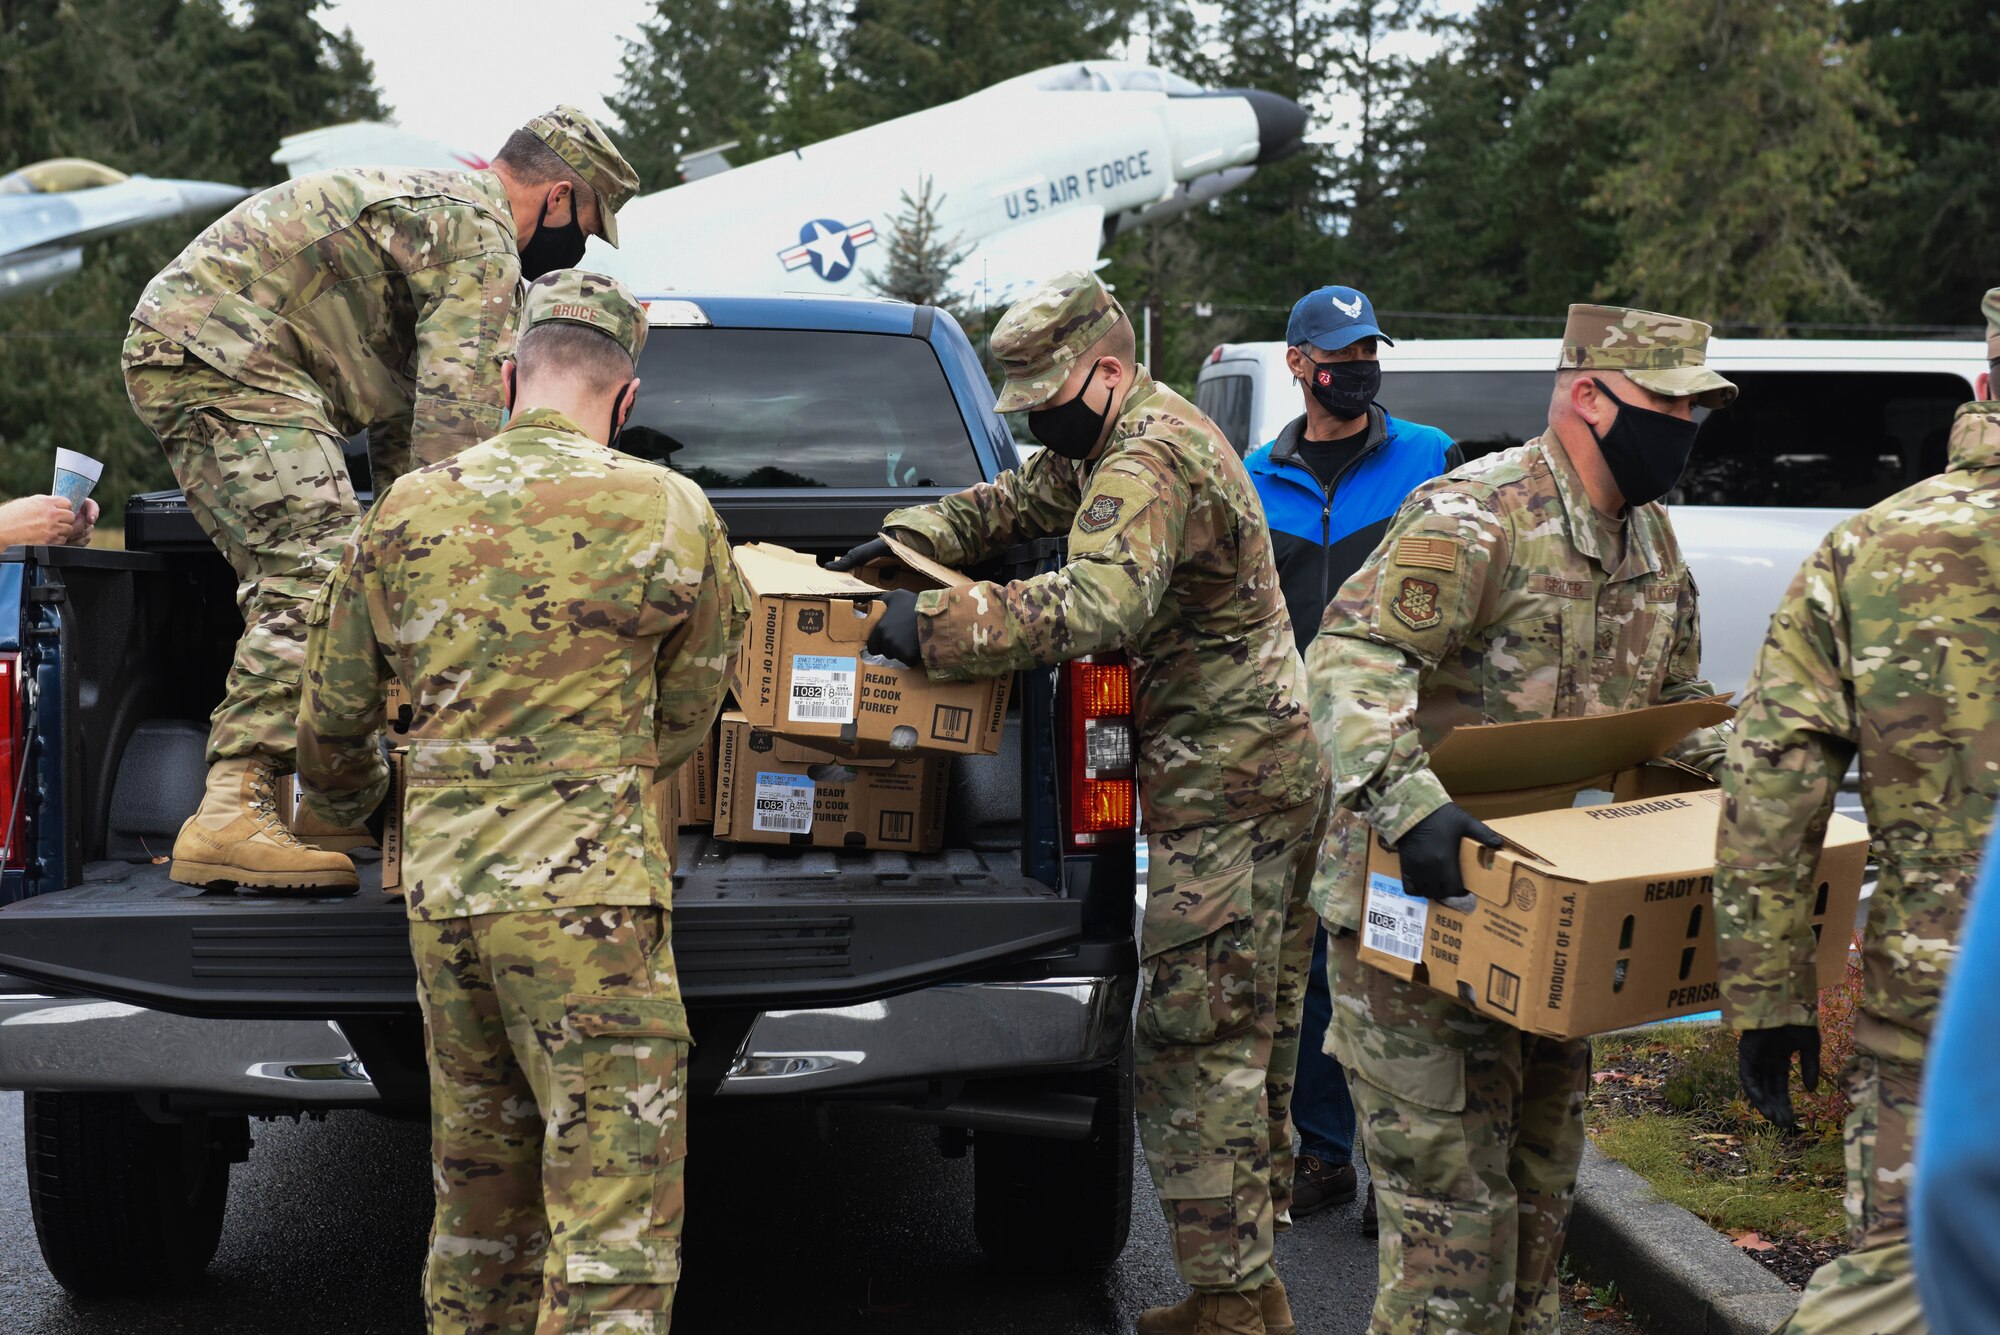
[1357,699,1870,1038]
[380,748,409,896]
[730,541,1010,756]
[674,727,717,826]
[712,711,948,850]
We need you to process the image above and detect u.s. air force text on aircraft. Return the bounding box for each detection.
[1003,152,1156,219]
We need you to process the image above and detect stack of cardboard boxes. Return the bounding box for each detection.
[685,540,1008,853]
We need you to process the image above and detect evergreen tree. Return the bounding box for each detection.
[606,0,795,192]
[0,0,391,508]
[1841,0,2000,325]
[864,175,970,313]
[1552,0,1893,327]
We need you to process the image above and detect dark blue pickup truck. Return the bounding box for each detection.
[0,294,1139,1297]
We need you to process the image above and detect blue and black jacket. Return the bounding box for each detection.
[1245,408,1462,648]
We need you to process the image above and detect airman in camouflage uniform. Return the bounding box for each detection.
[297,271,744,1335]
[1712,287,2000,1335]
[1310,305,1735,1335]
[126,106,639,892]
[836,271,1326,1335]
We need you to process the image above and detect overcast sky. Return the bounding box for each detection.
[318,0,1450,160]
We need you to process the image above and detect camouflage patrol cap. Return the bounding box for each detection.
[1982,286,2000,363]
[521,269,647,364]
[1560,303,1737,408]
[522,105,640,247]
[989,270,1129,413]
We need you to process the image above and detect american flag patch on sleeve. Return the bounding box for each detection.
[1394,536,1459,572]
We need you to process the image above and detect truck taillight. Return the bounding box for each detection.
[1064,655,1135,850]
[0,653,21,869]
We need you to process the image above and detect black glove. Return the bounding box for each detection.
[1738,1024,1821,1129]
[1392,802,1505,901]
[865,587,922,665]
[826,536,891,572]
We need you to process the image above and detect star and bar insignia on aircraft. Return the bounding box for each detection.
[777,217,877,281]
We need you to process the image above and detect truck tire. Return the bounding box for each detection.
[24,1092,236,1297]
[973,1048,1133,1270]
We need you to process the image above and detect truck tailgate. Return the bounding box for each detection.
[0,840,1077,1019]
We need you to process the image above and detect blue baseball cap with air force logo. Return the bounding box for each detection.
[1286,285,1393,352]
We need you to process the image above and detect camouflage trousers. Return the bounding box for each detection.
[1776,1050,1925,1335]
[409,904,692,1335]
[1327,928,1589,1335]
[1135,799,1321,1292]
[124,325,397,767]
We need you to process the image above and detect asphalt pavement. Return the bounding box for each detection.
[0,1090,1386,1335]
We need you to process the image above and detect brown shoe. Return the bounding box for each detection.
[1136,1289,1265,1335]
[1292,1153,1358,1218]
[1361,1184,1378,1239]
[171,758,359,893]
[1257,1278,1297,1335]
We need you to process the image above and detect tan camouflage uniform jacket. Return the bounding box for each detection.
[884,369,1324,834]
[1309,432,1725,928]
[296,408,746,920]
[127,167,521,461]
[1715,401,2000,1058]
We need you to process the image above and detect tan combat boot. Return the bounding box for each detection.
[170,758,359,892]
[1256,1278,1297,1335]
[1136,1289,1265,1335]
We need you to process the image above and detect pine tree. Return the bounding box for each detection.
[606,0,795,192]
[864,176,970,313]
[0,0,393,506]
[1840,0,2000,325]
[1552,0,1894,327]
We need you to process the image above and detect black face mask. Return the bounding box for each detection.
[518,190,588,280]
[1027,363,1109,459]
[1302,355,1379,421]
[1585,378,1699,507]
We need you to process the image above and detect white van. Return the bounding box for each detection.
[1195,337,1989,694]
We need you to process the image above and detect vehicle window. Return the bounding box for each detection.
[1379,369,1969,508]
[1195,373,1254,457]
[618,329,983,489]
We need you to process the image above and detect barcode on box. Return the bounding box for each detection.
[752,771,815,833]
[789,654,857,723]
[1486,965,1521,1016]
[1362,872,1428,964]
[931,704,973,742]
[879,809,913,843]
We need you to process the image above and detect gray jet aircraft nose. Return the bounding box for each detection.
[1175,88,1312,164]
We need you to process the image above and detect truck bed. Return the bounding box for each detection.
[0,837,1077,1019]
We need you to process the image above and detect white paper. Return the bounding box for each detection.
[788,654,857,723]
[1362,871,1429,964]
[752,771,815,834]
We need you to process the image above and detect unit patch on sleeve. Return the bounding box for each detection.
[1394,535,1460,573]
[1077,494,1125,533]
[1390,576,1443,631]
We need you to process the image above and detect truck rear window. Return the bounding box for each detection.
[617,328,983,489]
[1380,368,1972,509]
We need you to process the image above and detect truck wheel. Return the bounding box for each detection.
[973,1048,1133,1270]
[25,1092,237,1297]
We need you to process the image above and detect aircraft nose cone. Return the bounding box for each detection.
[1231,89,1310,164]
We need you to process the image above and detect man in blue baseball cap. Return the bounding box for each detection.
[1244,285,1459,1240]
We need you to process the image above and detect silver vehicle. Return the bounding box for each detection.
[1197,335,1989,694]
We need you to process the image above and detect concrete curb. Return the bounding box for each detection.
[1565,1144,1799,1335]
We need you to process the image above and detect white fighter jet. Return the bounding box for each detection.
[0,159,248,299]
[271,61,1309,307]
